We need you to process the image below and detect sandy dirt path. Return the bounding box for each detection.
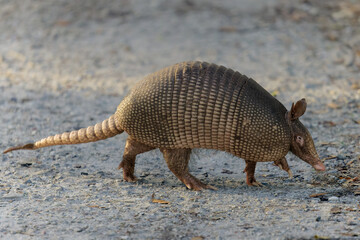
[1,0,359,239]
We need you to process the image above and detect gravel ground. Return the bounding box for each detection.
[1,0,359,239]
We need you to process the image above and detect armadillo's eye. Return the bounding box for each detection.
[295,136,304,147]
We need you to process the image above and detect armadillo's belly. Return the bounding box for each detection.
[116,61,291,162]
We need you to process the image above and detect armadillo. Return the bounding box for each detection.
[4,61,326,190]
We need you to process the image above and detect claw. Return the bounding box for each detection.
[185,183,217,191]
[182,173,218,191]
[206,185,218,191]
[274,158,292,178]
[287,170,293,179]
[249,181,263,187]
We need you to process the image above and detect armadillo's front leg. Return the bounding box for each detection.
[243,161,262,186]
[161,148,217,191]
[119,137,155,182]
[273,157,293,178]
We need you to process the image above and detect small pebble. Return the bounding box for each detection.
[347,221,357,226]
[326,169,338,175]
[319,196,328,202]
[338,179,346,184]
[24,179,33,184]
[316,216,321,222]
[328,196,339,202]
[222,169,233,174]
[20,163,32,167]
[44,196,55,201]
[326,147,337,155]
[3,193,23,199]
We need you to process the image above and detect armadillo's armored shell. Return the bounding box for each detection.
[116,61,291,162]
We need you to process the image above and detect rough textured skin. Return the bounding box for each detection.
[116,62,290,161]
[4,61,325,190]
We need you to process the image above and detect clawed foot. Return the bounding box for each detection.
[123,174,137,182]
[245,174,263,187]
[118,161,137,182]
[243,161,262,187]
[182,174,217,191]
[248,179,263,187]
[273,158,293,178]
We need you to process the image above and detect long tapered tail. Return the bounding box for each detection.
[3,115,123,154]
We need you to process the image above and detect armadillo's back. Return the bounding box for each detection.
[116,61,291,161]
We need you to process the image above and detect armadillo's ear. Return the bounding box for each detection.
[289,98,307,120]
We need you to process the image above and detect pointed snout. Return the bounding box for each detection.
[312,161,326,171]
[300,154,326,171]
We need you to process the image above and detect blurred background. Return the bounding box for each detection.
[1,0,359,95]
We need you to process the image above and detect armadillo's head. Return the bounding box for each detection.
[286,99,326,172]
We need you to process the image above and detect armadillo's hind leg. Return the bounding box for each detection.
[119,137,155,182]
[161,148,217,191]
[243,161,262,186]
